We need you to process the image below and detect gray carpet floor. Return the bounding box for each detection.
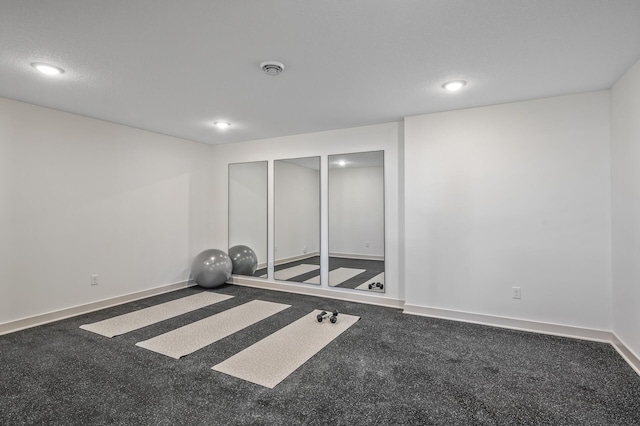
[1,285,639,425]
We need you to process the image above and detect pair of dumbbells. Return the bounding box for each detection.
[317,309,338,323]
[368,282,384,290]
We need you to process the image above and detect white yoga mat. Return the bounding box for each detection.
[80,292,233,338]
[212,310,360,388]
[135,300,290,359]
[355,273,385,292]
[305,267,366,285]
[274,264,319,281]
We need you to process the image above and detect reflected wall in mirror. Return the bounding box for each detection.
[274,157,321,284]
[328,151,385,292]
[228,161,268,278]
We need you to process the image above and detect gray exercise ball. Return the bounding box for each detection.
[191,249,233,288]
[229,245,258,276]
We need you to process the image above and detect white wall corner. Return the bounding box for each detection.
[612,333,640,376]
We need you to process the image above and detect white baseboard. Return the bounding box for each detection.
[274,252,320,266]
[612,333,640,376]
[329,252,384,261]
[229,276,404,310]
[403,304,611,342]
[0,280,195,336]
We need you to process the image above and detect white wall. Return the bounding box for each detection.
[611,58,640,358]
[274,160,320,262]
[229,162,268,264]
[211,122,401,301]
[404,91,612,330]
[329,166,384,258]
[0,97,216,324]
[4,82,629,346]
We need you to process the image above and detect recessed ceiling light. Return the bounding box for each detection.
[31,62,64,76]
[442,80,466,91]
[214,121,231,130]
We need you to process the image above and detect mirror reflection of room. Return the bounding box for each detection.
[328,151,385,292]
[228,161,268,278]
[274,157,321,284]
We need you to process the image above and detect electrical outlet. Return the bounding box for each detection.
[91,274,99,286]
[512,286,521,299]
[365,242,370,248]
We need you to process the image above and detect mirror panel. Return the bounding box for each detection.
[228,161,268,278]
[274,157,321,284]
[328,151,385,292]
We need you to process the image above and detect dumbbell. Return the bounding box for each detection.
[317,309,339,323]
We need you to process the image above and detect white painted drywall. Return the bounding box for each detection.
[404,91,612,330]
[211,122,401,301]
[611,58,640,359]
[329,166,384,258]
[274,160,320,262]
[229,162,268,264]
[0,97,216,324]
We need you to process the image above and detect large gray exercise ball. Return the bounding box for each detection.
[191,249,233,288]
[229,245,258,276]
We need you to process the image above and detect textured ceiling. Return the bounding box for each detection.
[1,0,640,145]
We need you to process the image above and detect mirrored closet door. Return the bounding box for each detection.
[274,157,321,284]
[228,161,268,278]
[328,151,385,292]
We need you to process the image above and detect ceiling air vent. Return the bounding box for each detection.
[260,61,285,76]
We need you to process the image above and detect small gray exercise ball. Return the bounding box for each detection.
[229,245,258,276]
[191,249,233,288]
